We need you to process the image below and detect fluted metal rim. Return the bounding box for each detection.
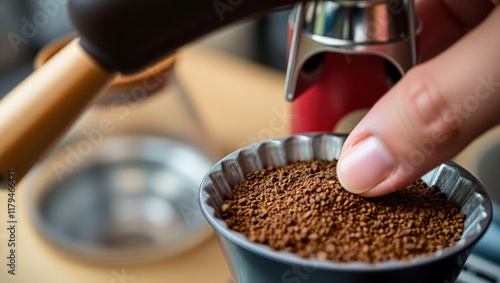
[200,133,492,271]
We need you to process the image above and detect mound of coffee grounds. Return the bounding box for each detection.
[221,159,465,263]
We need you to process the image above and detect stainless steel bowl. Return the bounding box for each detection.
[26,135,214,264]
[200,133,492,283]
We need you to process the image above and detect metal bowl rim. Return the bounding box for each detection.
[26,135,214,263]
[199,132,493,272]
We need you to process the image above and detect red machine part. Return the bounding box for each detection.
[290,52,391,134]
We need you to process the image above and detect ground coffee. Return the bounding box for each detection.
[221,159,465,263]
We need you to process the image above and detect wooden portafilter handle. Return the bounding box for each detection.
[0,38,117,188]
[0,0,304,187]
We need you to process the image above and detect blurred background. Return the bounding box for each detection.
[0,0,289,98]
[1,2,499,283]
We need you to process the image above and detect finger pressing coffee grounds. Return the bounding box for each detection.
[221,159,465,263]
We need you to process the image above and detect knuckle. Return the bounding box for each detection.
[397,68,459,141]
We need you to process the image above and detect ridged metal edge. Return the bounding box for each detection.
[200,133,492,270]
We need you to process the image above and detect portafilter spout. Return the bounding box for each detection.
[286,0,417,101]
[0,0,304,187]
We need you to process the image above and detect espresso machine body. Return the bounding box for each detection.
[286,0,417,133]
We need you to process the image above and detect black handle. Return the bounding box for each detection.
[69,0,302,74]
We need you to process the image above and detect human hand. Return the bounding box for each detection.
[337,0,500,197]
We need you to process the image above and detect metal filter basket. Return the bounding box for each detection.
[199,133,492,283]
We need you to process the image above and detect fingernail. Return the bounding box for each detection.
[337,136,395,194]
